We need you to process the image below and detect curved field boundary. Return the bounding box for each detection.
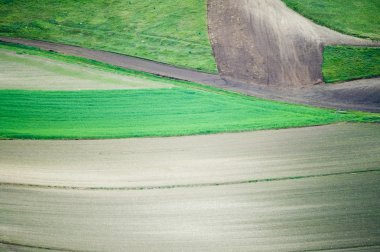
[282,0,379,41]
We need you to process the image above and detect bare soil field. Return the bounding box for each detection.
[1,123,379,188]
[1,172,379,251]
[0,49,172,90]
[207,0,379,87]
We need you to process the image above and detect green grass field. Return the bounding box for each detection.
[1,88,378,139]
[323,46,380,83]
[0,0,217,73]
[1,43,379,140]
[282,0,379,40]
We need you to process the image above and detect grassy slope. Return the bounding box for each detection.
[282,0,380,83]
[1,43,379,140]
[282,0,379,40]
[323,46,380,83]
[0,0,217,73]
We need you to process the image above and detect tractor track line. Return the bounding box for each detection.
[0,240,88,252]
[1,169,379,191]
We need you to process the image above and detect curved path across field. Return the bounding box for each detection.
[1,123,380,251]
[1,37,379,112]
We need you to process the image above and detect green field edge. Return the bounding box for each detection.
[282,1,379,41]
[0,123,370,141]
[323,73,380,84]
[322,45,380,83]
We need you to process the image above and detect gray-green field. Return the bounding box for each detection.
[0,48,172,90]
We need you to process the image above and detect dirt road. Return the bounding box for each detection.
[2,37,379,112]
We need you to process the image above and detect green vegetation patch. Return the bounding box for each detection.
[0,0,217,72]
[323,46,380,83]
[1,88,378,139]
[282,0,380,40]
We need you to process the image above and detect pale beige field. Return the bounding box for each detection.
[1,123,379,189]
[1,172,379,251]
[0,49,173,90]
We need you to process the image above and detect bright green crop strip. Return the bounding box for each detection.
[323,46,380,83]
[282,0,380,40]
[1,88,379,140]
[0,0,217,73]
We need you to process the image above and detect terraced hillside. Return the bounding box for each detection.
[0,0,217,72]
